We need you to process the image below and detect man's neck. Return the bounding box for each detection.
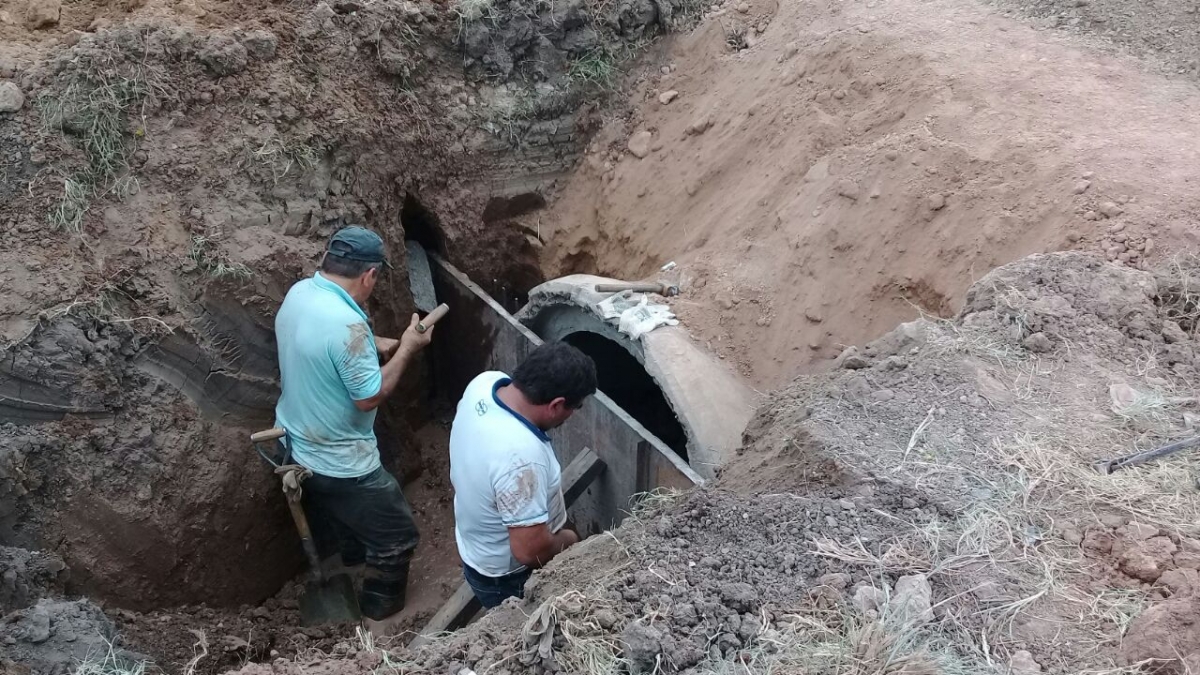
[497,383,544,431]
[320,271,367,305]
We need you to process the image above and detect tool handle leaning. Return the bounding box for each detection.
[285,499,326,584]
[1096,434,1200,474]
[417,303,450,333]
[594,282,679,297]
[250,427,287,443]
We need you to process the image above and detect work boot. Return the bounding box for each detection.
[359,566,409,621]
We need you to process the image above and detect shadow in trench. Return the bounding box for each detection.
[562,331,688,461]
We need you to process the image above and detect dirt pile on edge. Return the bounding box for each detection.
[533,0,1200,390]
[1,599,142,675]
[0,547,66,615]
[226,252,1200,674]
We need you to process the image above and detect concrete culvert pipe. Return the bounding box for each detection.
[517,275,760,478]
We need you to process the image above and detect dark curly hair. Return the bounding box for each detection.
[512,342,598,409]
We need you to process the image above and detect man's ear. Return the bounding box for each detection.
[362,266,379,284]
[548,397,569,414]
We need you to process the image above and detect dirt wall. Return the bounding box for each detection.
[534,0,1200,391]
[0,0,672,611]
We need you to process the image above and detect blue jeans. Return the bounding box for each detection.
[462,563,532,608]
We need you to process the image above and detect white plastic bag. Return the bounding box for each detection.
[618,296,678,339]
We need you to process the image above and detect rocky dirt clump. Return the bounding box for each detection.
[0,547,66,614]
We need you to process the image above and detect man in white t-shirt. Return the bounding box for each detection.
[449,342,598,607]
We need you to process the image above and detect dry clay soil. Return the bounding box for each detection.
[237,251,1200,675]
[537,0,1200,390]
[2,0,1200,670]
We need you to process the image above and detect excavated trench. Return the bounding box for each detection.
[0,216,709,674]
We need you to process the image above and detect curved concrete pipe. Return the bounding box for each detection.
[517,275,760,478]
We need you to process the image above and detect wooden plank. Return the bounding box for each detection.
[562,447,604,507]
[409,447,607,648]
[408,582,480,649]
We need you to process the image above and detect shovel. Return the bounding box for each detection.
[250,427,361,625]
[406,240,450,332]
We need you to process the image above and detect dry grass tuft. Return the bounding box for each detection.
[189,236,253,281]
[521,591,628,675]
[75,639,151,675]
[730,608,963,675]
[1003,433,1200,531]
[37,41,170,233]
[240,135,320,185]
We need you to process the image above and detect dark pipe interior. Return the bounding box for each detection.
[561,332,688,461]
[401,192,446,255]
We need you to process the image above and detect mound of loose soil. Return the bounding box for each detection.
[229,251,1200,675]
[535,0,1200,390]
[985,0,1200,79]
[0,547,66,615]
[0,599,142,675]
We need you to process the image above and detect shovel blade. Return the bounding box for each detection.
[299,574,360,626]
[405,240,438,313]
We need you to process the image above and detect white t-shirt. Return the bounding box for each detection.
[450,371,567,577]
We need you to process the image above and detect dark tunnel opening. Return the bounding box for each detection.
[561,332,688,461]
[400,192,446,256]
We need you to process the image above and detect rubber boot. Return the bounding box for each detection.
[359,564,409,621]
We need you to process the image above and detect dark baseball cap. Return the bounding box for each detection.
[326,226,393,269]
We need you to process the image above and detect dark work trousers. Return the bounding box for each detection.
[301,466,420,585]
[462,563,532,608]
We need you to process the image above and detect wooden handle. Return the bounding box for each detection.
[250,427,286,443]
[595,283,662,293]
[594,282,679,297]
[417,303,450,333]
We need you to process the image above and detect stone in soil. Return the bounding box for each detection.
[0,82,25,113]
[659,90,679,105]
[836,179,861,200]
[1010,650,1043,674]
[888,574,933,625]
[25,0,60,28]
[1022,331,1054,353]
[628,131,653,158]
[927,193,946,210]
[0,599,138,675]
[0,547,67,613]
[835,346,870,369]
[686,116,714,136]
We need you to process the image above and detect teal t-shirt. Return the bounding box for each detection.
[274,272,383,478]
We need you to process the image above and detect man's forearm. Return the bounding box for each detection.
[531,529,579,568]
[375,347,416,402]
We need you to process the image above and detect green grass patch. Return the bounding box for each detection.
[567,48,618,88]
[38,65,162,234]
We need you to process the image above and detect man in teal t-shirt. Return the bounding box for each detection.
[274,226,434,624]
